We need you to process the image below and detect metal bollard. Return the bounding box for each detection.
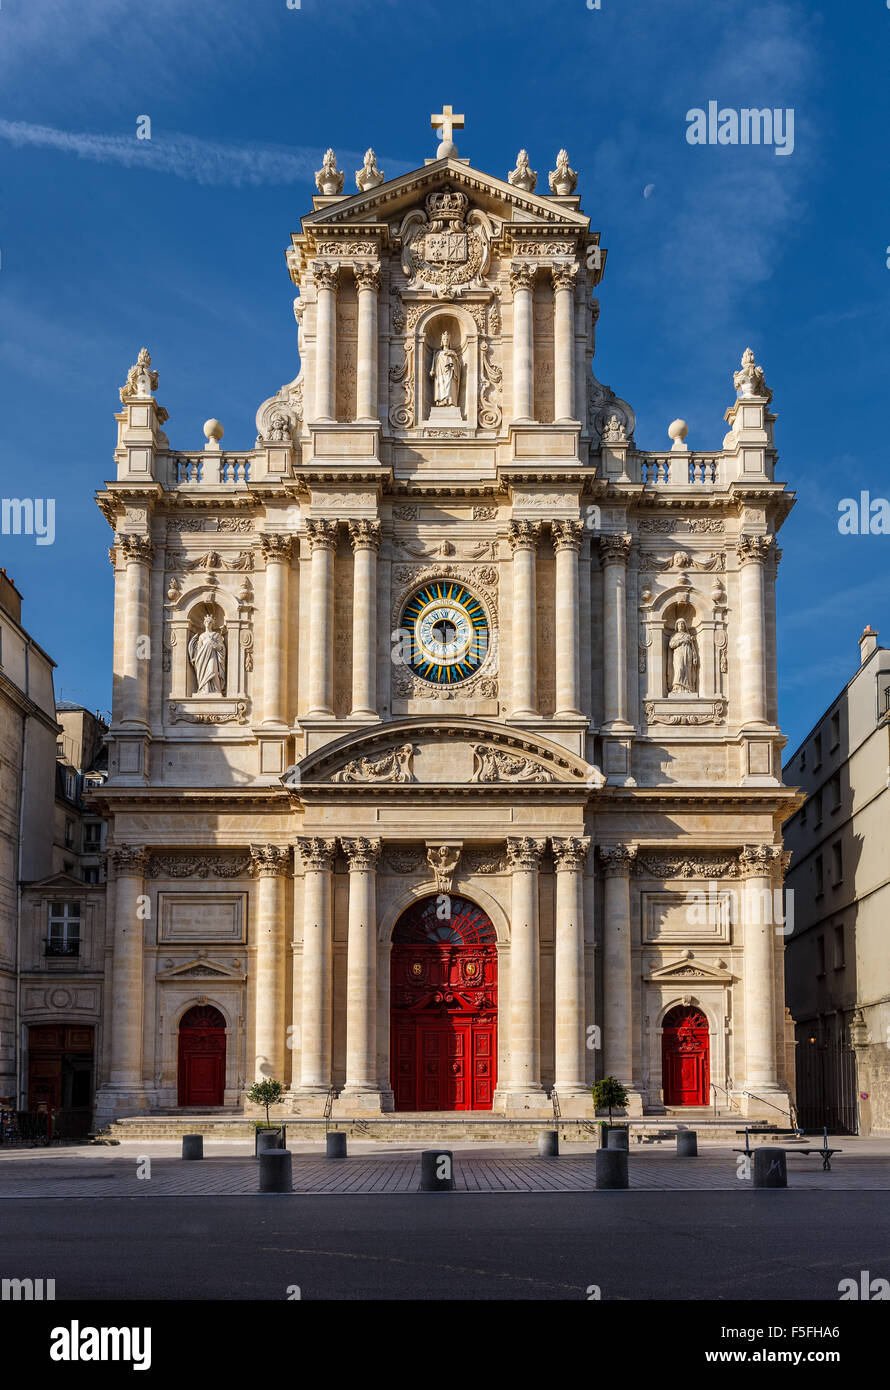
[754,1147,787,1188]
[420,1149,455,1191]
[181,1134,203,1161]
[596,1148,629,1189]
[256,1129,282,1157]
[259,1149,292,1193]
[538,1130,559,1157]
[676,1131,698,1157]
[606,1127,629,1151]
[326,1131,347,1159]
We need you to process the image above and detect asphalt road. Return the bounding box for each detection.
[5,1191,889,1301]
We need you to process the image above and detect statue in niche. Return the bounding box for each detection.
[188,614,227,695]
[669,618,698,694]
[429,330,462,407]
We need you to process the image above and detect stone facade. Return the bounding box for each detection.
[92,117,798,1123]
[783,628,890,1135]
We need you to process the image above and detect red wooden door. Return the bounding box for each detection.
[178,1005,226,1107]
[661,1007,710,1106]
[390,896,497,1112]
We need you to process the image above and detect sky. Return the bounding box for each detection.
[1,0,888,758]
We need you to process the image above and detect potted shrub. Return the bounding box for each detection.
[247,1079,286,1153]
[592,1076,629,1144]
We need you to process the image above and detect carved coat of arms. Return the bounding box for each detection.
[396,189,497,296]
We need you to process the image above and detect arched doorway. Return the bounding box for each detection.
[177,1005,226,1107]
[662,1006,710,1106]
[390,895,497,1111]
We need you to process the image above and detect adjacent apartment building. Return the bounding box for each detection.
[783,627,890,1135]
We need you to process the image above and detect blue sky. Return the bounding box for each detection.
[1,0,888,758]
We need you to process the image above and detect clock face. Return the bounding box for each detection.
[401,582,489,685]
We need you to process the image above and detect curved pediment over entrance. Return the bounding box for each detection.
[283,717,604,794]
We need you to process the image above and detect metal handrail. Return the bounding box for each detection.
[741,1089,797,1121]
[323,1087,334,1135]
[551,1087,561,1120]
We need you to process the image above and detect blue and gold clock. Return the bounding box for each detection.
[400,581,489,685]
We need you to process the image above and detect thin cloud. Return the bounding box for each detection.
[0,119,409,189]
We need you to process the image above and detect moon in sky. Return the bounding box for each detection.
[643,183,655,198]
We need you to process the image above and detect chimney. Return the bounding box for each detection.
[859,625,878,665]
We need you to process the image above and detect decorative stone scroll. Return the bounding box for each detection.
[644,699,726,726]
[463,848,508,875]
[384,848,426,875]
[638,518,725,536]
[470,744,553,784]
[331,743,416,784]
[167,700,248,725]
[426,844,461,893]
[146,853,251,879]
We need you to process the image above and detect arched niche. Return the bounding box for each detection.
[166,582,252,703]
[413,305,479,428]
[640,583,724,702]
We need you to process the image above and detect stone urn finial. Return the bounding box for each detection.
[355,148,385,191]
[508,149,537,193]
[315,148,344,196]
[203,418,224,449]
[668,418,689,451]
[548,149,577,195]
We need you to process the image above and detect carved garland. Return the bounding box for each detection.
[146,853,251,879]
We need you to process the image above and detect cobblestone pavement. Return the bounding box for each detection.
[0,1139,887,1196]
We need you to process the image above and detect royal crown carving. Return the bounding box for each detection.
[396,188,497,296]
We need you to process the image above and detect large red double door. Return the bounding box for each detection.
[661,1006,710,1106]
[178,1005,226,1107]
[391,895,497,1112]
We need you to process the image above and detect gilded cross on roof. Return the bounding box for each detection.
[431,104,465,158]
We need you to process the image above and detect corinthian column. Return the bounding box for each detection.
[348,521,381,720]
[551,264,577,423]
[739,845,784,1100]
[599,845,637,1092]
[340,837,382,1107]
[313,261,339,423]
[552,837,590,1103]
[503,837,547,1108]
[509,262,536,423]
[354,262,381,423]
[259,534,294,726]
[117,535,154,729]
[296,837,337,1099]
[306,520,338,718]
[552,520,584,717]
[250,845,290,1085]
[599,534,632,728]
[508,520,542,718]
[736,535,772,727]
[97,846,148,1113]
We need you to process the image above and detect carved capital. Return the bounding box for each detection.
[117,534,155,566]
[259,533,295,563]
[551,519,584,553]
[551,264,578,293]
[598,844,638,877]
[509,261,537,295]
[312,261,340,294]
[249,845,291,878]
[342,837,382,872]
[296,837,338,872]
[306,518,340,552]
[426,844,462,893]
[507,519,542,553]
[552,836,590,872]
[736,534,774,566]
[347,519,381,553]
[353,262,381,294]
[111,844,148,876]
[599,533,632,566]
[738,844,785,879]
[506,836,547,872]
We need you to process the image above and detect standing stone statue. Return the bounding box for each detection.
[669,618,698,694]
[188,614,227,695]
[430,330,461,407]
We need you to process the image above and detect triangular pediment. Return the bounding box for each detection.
[23,871,98,891]
[645,954,735,984]
[156,957,245,982]
[301,158,592,233]
[283,717,604,791]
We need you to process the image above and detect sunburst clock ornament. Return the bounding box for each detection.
[400,581,489,685]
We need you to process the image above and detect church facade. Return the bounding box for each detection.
[92,116,798,1123]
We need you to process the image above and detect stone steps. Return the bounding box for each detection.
[96,1112,769,1144]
